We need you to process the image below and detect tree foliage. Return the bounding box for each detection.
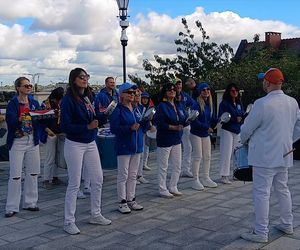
[142,18,233,86]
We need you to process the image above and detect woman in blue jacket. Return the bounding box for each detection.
[190,83,218,190]
[110,82,145,214]
[218,83,244,184]
[5,77,41,218]
[61,68,111,235]
[155,83,187,198]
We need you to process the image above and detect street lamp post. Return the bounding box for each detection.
[116,0,129,83]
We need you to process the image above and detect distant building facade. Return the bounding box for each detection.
[235,32,300,60]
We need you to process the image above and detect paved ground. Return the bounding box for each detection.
[0,145,300,250]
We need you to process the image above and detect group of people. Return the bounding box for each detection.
[3,67,300,243]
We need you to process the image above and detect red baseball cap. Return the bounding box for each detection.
[263,68,284,84]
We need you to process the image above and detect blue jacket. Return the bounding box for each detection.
[218,99,244,134]
[110,104,144,155]
[190,101,217,137]
[6,96,41,150]
[94,88,119,125]
[60,94,97,143]
[178,91,195,108]
[154,101,187,147]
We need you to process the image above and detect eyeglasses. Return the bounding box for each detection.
[166,88,176,92]
[78,74,90,80]
[202,88,210,92]
[123,90,136,95]
[134,94,141,97]
[21,84,33,89]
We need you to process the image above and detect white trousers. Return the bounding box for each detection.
[137,134,149,177]
[117,153,141,202]
[157,144,182,192]
[6,135,40,212]
[64,139,103,224]
[190,134,211,179]
[253,166,293,237]
[181,125,192,172]
[219,128,240,176]
[43,135,58,181]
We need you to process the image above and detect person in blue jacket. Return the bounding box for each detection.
[110,82,146,214]
[175,78,196,178]
[190,83,218,190]
[218,83,244,184]
[40,87,64,189]
[155,82,188,198]
[61,68,111,235]
[5,77,41,218]
[94,76,119,125]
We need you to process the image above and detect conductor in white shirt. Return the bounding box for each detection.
[240,68,300,243]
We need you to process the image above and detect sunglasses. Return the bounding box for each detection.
[166,88,176,92]
[21,84,33,89]
[78,74,90,80]
[202,88,210,92]
[123,90,136,95]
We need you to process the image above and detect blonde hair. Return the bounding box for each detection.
[197,94,213,115]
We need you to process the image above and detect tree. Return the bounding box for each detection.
[142,18,234,86]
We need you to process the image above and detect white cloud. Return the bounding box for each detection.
[0,1,299,85]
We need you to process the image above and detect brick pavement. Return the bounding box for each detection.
[0,146,300,250]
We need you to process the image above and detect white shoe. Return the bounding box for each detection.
[159,190,174,198]
[138,176,149,184]
[221,176,232,184]
[201,177,218,188]
[118,202,131,214]
[241,231,268,243]
[77,190,87,199]
[181,170,193,178]
[192,179,204,190]
[128,200,143,211]
[169,188,183,196]
[89,214,111,225]
[143,165,151,171]
[64,223,80,235]
[275,224,293,235]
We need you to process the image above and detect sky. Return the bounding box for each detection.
[0,0,299,85]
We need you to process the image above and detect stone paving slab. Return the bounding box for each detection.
[0,147,299,249]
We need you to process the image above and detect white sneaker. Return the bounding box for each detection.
[241,231,268,243]
[201,177,218,188]
[89,214,111,225]
[275,224,293,235]
[77,190,87,199]
[159,190,174,198]
[169,188,183,196]
[181,170,193,178]
[118,202,131,214]
[128,200,143,211]
[138,176,149,184]
[143,165,151,171]
[192,179,204,190]
[64,223,80,235]
[221,176,232,184]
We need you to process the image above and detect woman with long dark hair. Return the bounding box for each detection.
[218,83,244,184]
[61,68,111,235]
[155,83,188,198]
[5,77,41,217]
